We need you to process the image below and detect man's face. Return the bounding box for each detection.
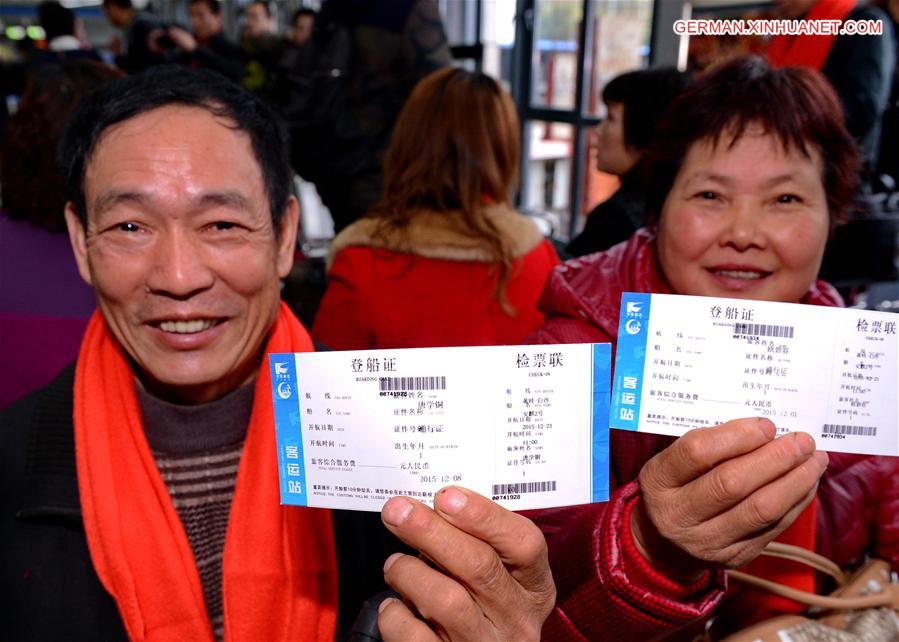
[189,2,223,41]
[244,3,274,37]
[290,14,314,46]
[65,105,298,404]
[103,3,130,28]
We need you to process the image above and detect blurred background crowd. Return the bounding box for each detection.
[0,0,897,408]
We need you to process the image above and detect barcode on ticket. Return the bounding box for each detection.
[491,481,557,495]
[378,376,447,392]
[734,322,795,338]
[822,424,877,437]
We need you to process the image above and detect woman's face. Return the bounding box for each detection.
[593,102,641,176]
[657,128,830,303]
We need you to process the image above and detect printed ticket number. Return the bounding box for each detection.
[270,344,611,511]
[611,293,898,456]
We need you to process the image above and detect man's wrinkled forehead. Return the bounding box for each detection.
[85,105,251,186]
[82,105,265,218]
[87,102,239,165]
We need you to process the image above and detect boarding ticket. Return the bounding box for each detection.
[269,344,610,511]
[611,293,898,456]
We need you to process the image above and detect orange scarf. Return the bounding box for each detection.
[766,0,856,70]
[74,302,337,641]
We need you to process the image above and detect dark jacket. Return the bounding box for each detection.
[0,365,406,641]
[298,0,452,231]
[878,13,899,181]
[565,167,645,258]
[117,11,166,74]
[181,32,245,82]
[822,5,896,170]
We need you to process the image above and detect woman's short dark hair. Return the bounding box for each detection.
[643,56,860,227]
[601,67,691,152]
[60,65,293,229]
[1,61,122,232]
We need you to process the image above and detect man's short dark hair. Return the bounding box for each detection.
[250,1,272,18]
[189,0,222,15]
[102,0,133,9]
[38,1,76,41]
[292,8,315,24]
[61,65,292,230]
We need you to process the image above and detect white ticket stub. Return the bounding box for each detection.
[269,344,611,511]
[610,293,898,456]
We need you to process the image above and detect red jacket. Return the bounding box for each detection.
[311,204,559,350]
[528,229,899,640]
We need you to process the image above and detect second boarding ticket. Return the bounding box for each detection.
[611,293,898,456]
[269,343,611,511]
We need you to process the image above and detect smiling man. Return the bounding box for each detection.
[0,66,554,642]
[68,104,287,405]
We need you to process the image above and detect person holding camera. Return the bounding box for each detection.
[147,0,244,82]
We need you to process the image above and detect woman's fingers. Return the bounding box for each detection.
[697,481,821,570]
[676,431,820,525]
[645,418,776,489]
[635,418,829,574]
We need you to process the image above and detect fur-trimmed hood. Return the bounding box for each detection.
[326,203,546,271]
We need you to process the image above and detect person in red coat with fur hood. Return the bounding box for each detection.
[312,67,558,350]
[528,57,899,640]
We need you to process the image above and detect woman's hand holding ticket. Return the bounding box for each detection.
[631,417,829,581]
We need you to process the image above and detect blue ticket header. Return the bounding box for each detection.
[611,293,652,431]
[591,342,611,502]
[269,353,308,506]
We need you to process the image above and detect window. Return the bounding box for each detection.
[514,0,655,240]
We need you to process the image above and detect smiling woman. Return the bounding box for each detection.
[527,56,898,641]
[532,54,859,345]
[655,130,830,303]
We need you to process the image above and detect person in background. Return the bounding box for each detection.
[242,0,276,40]
[874,0,899,183]
[529,56,899,640]
[311,67,559,350]
[0,1,100,109]
[289,8,316,47]
[241,0,287,94]
[101,0,164,73]
[566,67,690,257]
[767,0,895,174]
[157,0,245,82]
[0,60,122,410]
[34,1,101,65]
[0,65,555,642]
[295,0,452,233]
